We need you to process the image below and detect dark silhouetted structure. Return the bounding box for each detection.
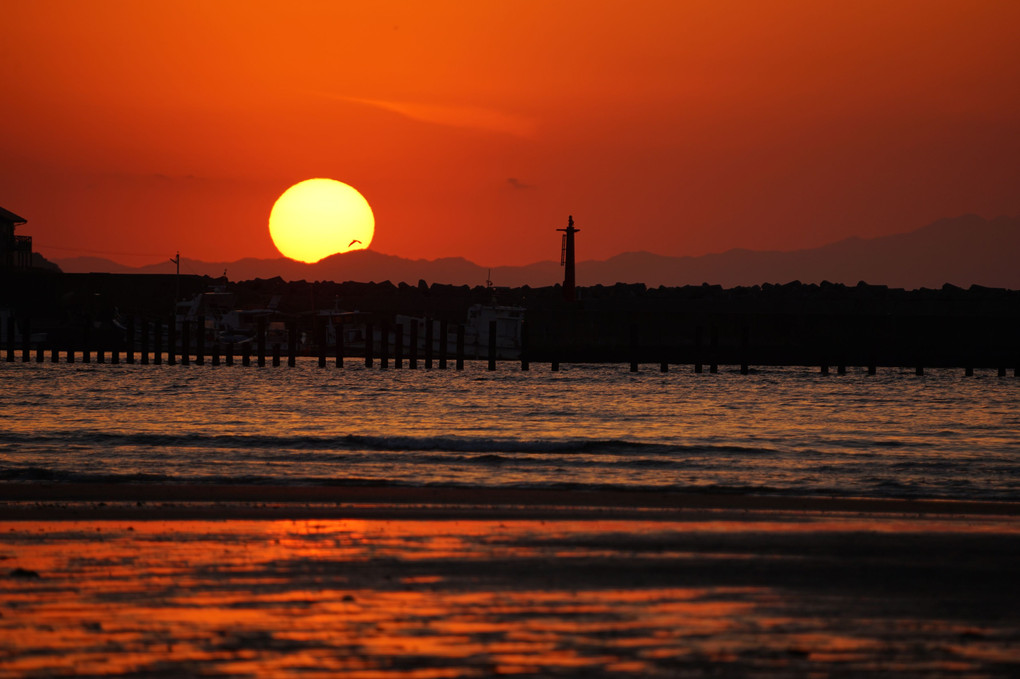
[0,207,32,269]
[558,215,579,302]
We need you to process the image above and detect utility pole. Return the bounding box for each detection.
[170,251,180,303]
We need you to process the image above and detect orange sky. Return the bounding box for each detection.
[3,1,1018,268]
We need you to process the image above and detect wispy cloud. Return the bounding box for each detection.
[315,93,536,137]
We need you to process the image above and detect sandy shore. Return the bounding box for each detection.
[3,484,1019,677]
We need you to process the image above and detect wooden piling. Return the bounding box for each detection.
[916,365,924,376]
[365,323,374,368]
[425,318,434,369]
[551,359,559,371]
[457,323,466,371]
[317,320,327,368]
[998,367,1006,377]
[181,320,191,366]
[21,316,30,362]
[82,318,91,364]
[154,322,163,365]
[50,345,58,363]
[409,320,418,369]
[287,322,297,367]
[257,317,266,367]
[965,366,974,377]
[439,320,448,369]
[867,364,876,376]
[709,326,718,373]
[380,322,389,370]
[195,316,205,366]
[226,342,234,366]
[694,325,703,373]
[36,344,43,363]
[820,365,829,375]
[211,343,220,366]
[272,343,281,367]
[486,320,495,371]
[520,320,529,371]
[395,323,404,369]
[167,315,177,366]
[4,317,12,362]
[242,343,251,367]
[837,365,846,375]
[126,316,135,364]
[66,344,74,364]
[335,320,344,368]
[111,343,119,364]
[140,319,149,365]
[739,326,749,375]
[629,323,638,372]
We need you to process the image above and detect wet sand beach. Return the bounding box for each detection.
[2,485,1019,677]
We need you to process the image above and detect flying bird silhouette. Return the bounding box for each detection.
[349,239,362,247]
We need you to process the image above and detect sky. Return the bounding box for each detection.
[3,0,1019,269]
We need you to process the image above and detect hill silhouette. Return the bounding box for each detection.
[51,214,1020,289]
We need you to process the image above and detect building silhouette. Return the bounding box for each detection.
[0,207,32,269]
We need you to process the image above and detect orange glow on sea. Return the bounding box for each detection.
[2,514,1018,676]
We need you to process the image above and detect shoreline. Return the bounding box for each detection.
[2,482,1018,520]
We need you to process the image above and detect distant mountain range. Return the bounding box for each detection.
[51,214,1020,290]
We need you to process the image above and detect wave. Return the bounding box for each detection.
[1,464,1015,501]
[0,430,778,457]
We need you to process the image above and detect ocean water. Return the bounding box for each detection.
[0,359,1017,501]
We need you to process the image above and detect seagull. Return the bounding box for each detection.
[349,239,362,247]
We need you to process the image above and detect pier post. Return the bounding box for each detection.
[997,366,1006,377]
[630,324,639,372]
[21,316,30,362]
[111,341,119,364]
[485,320,495,370]
[242,342,251,367]
[409,320,418,369]
[520,320,529,371]
[439,320,448,369]
[181,320,191,366]
[167,315,177,366]
[126,316,135,364]
[226,342,234,366]
[365,323,374,368]
[4,316,12,362]
[66,343,74,364]
[694,326,703,373]
[154,321,163,365]
[211,342,220,366]
[820,365,829,375]
[551,359,559,372]
[458,323,466,371]
[965,366,974,377]
[195,316,205,366]
[868,363,876,376]
[36,344,43,363]
[140,319,149,365]
[50,344,58,363]
[740,326,749,375]
[273,343,281,367]
[709,326,718,374]
[335,320,344,368]
[425,318,434,369]
[287,321,297,367]
[317,319,326,368]
[380,322,389,370]
[257,317,266,367]
[916,365,924,376]
[395,323,404,369]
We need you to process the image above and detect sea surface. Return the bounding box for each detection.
[1,359,1017,501]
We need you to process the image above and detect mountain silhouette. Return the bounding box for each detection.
[51,214,1020,289]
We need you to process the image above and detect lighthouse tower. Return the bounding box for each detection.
[558,215,580,302]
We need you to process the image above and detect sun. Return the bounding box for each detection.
[268,178,374,263]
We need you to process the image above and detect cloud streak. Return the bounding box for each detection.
[317,93,536,137]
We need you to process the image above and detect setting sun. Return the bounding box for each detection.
[268,179,374,263]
